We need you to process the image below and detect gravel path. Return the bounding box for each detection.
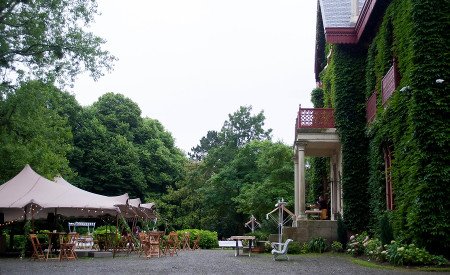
[0,249,445,275]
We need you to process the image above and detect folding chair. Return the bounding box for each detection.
[59,233,78,261]
[163,232,179,256]
[145,232,162,258]
[29,234,46,260]
[181,232,191,250]
[138,232,148,257]
[192,234,201,250]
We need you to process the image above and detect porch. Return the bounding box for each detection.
[293,107,342,226]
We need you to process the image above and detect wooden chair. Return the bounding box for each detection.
[181,232,191,250]
[137,232,148,257]
[59,233,78,261]
[320,209,328,220]
[271,239,293,261]
[144,232,162,258]
[192,234,201,250]
[29,234,46,260]
[163,231,179,256]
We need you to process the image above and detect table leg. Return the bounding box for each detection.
[248,240,252,257]
[46,243,51,260]
[235,240,239,256]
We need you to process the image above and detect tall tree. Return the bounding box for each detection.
[0,0,116,91]
[0,81,74,181]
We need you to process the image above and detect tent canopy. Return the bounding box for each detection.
[0,165,156,223]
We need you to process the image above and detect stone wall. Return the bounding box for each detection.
[282,220,338,244]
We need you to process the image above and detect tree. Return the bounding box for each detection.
[0,81,74,181]
[0,0,116,91]
[70,93,185,198]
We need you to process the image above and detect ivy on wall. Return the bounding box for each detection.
[319,43,369,232]
[309,87,329,204]
[365,0,449,257]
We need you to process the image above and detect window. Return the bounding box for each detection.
[383,145,394,210]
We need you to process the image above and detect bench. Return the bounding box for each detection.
[271,239,293,261]
[218,240,242,249]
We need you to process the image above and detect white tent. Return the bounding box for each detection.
[0,165,155,223]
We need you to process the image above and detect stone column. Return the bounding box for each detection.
[296,142,307,220]
[293,156,299,226]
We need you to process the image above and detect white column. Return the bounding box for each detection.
[293,156,299,226]
[331,155,337,220]
[296,142,307,220]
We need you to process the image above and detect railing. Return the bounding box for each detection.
[296,107,335,128]
[366,90,377,123]
[382,60,400,106]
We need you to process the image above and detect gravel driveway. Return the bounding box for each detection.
[0,249,444,275]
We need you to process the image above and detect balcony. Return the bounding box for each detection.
[366,91,377,123]
[296,107,335,129]
[382,60,400,106]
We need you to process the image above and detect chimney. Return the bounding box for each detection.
[351,0,359,23]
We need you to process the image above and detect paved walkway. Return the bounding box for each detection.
[0,249,444,274]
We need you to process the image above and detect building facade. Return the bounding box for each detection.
[294,0,449,256]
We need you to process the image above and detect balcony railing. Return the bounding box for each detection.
[296,107,335,129]
[366,90,377,123]
[382,60,400,106]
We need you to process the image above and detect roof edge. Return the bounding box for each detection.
[323,0,378,44]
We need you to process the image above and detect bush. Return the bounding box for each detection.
[176,229,218,249]
[364,238,385,262]
[307,237,327,253]
[385,241,448,266]
[331,241,343,253]
[346,232,368,256]
[287,241,302,254]
[378,212,393,245]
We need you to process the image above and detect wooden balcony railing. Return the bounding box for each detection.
[366,90,377,123]
[296,107,335,129]
[382,59,400,106]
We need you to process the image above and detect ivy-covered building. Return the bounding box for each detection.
[293,0,449,256]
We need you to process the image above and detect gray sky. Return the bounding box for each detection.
[71,0,317,154]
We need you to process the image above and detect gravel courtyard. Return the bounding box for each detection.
[0,249,444,275]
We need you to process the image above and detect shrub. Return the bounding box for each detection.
[364,238,385,262]
[385,241,448,266]
[378,212,393,245]
[176,229,218,249]
[307,237,327,253]
[346,232,368,256]
[287,241,302,254]
[331,241,343,253]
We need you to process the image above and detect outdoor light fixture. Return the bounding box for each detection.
[436,79,444,84]
[400,86,411,93]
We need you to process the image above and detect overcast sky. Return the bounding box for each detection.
[70,0,318,154]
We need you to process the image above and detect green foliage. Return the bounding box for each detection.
[307,237,327,253]
[311,88,324,108]
[286,241,303,254]
[308,157,328,203]
[378,212,394,245]
[331,241,343,253]
[0,81,74,181]
[0,0,116,90]
[333,45,370,233]
[337,214,348,247]
[346,232,369,256]
[71,93,185,198]
[175,229,218,249]
[365,0,450,257]
[385,241,448,266]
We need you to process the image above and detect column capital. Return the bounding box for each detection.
[295,141,307,151]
